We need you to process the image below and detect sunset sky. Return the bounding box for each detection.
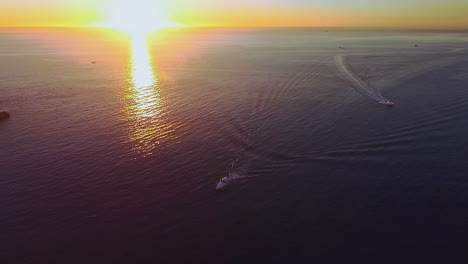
[0,0,467,29]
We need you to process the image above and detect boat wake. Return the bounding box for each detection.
[217,48,467,191]
[335,55,389,102]
[216,160,259,191]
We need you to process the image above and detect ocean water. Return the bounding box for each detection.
[1,28,468,263]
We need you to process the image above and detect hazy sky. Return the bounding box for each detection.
[0,0,467,29]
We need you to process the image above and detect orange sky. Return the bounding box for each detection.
[0,0,467,29]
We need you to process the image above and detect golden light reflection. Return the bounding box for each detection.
[124,33,176,156]
[131,34,156,88]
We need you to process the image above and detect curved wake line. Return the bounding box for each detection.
[335,55,385,101]
[227,173,259,181]
[334,47,467,101]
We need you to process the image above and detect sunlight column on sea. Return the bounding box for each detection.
[123,33,176,156]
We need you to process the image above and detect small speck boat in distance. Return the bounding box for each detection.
[379,99,394,106]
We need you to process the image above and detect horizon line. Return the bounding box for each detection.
[1,25,468,33]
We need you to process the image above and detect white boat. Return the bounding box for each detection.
[216,176,233,191]
[379,99,394,106]
[216,172,242,191]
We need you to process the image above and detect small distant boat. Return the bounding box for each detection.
[216,177,233,191]
[379,99,394,106]
[216,172,241,191]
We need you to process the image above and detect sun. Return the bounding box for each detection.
[97,0,178,36]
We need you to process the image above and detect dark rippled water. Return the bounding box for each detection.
[1,28,468,263]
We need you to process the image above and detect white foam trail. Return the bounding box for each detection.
[449,47,466,53]
[228,172,257,181]
[334,46,466,99]
[335,55,385,101]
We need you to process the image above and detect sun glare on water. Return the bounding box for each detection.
[97,0,179,155]
[121,30,177,156]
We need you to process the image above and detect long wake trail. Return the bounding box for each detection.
[335,55,386,101]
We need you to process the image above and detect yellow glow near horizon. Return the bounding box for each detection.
[98,0,178,35]
[0,0,468,29]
